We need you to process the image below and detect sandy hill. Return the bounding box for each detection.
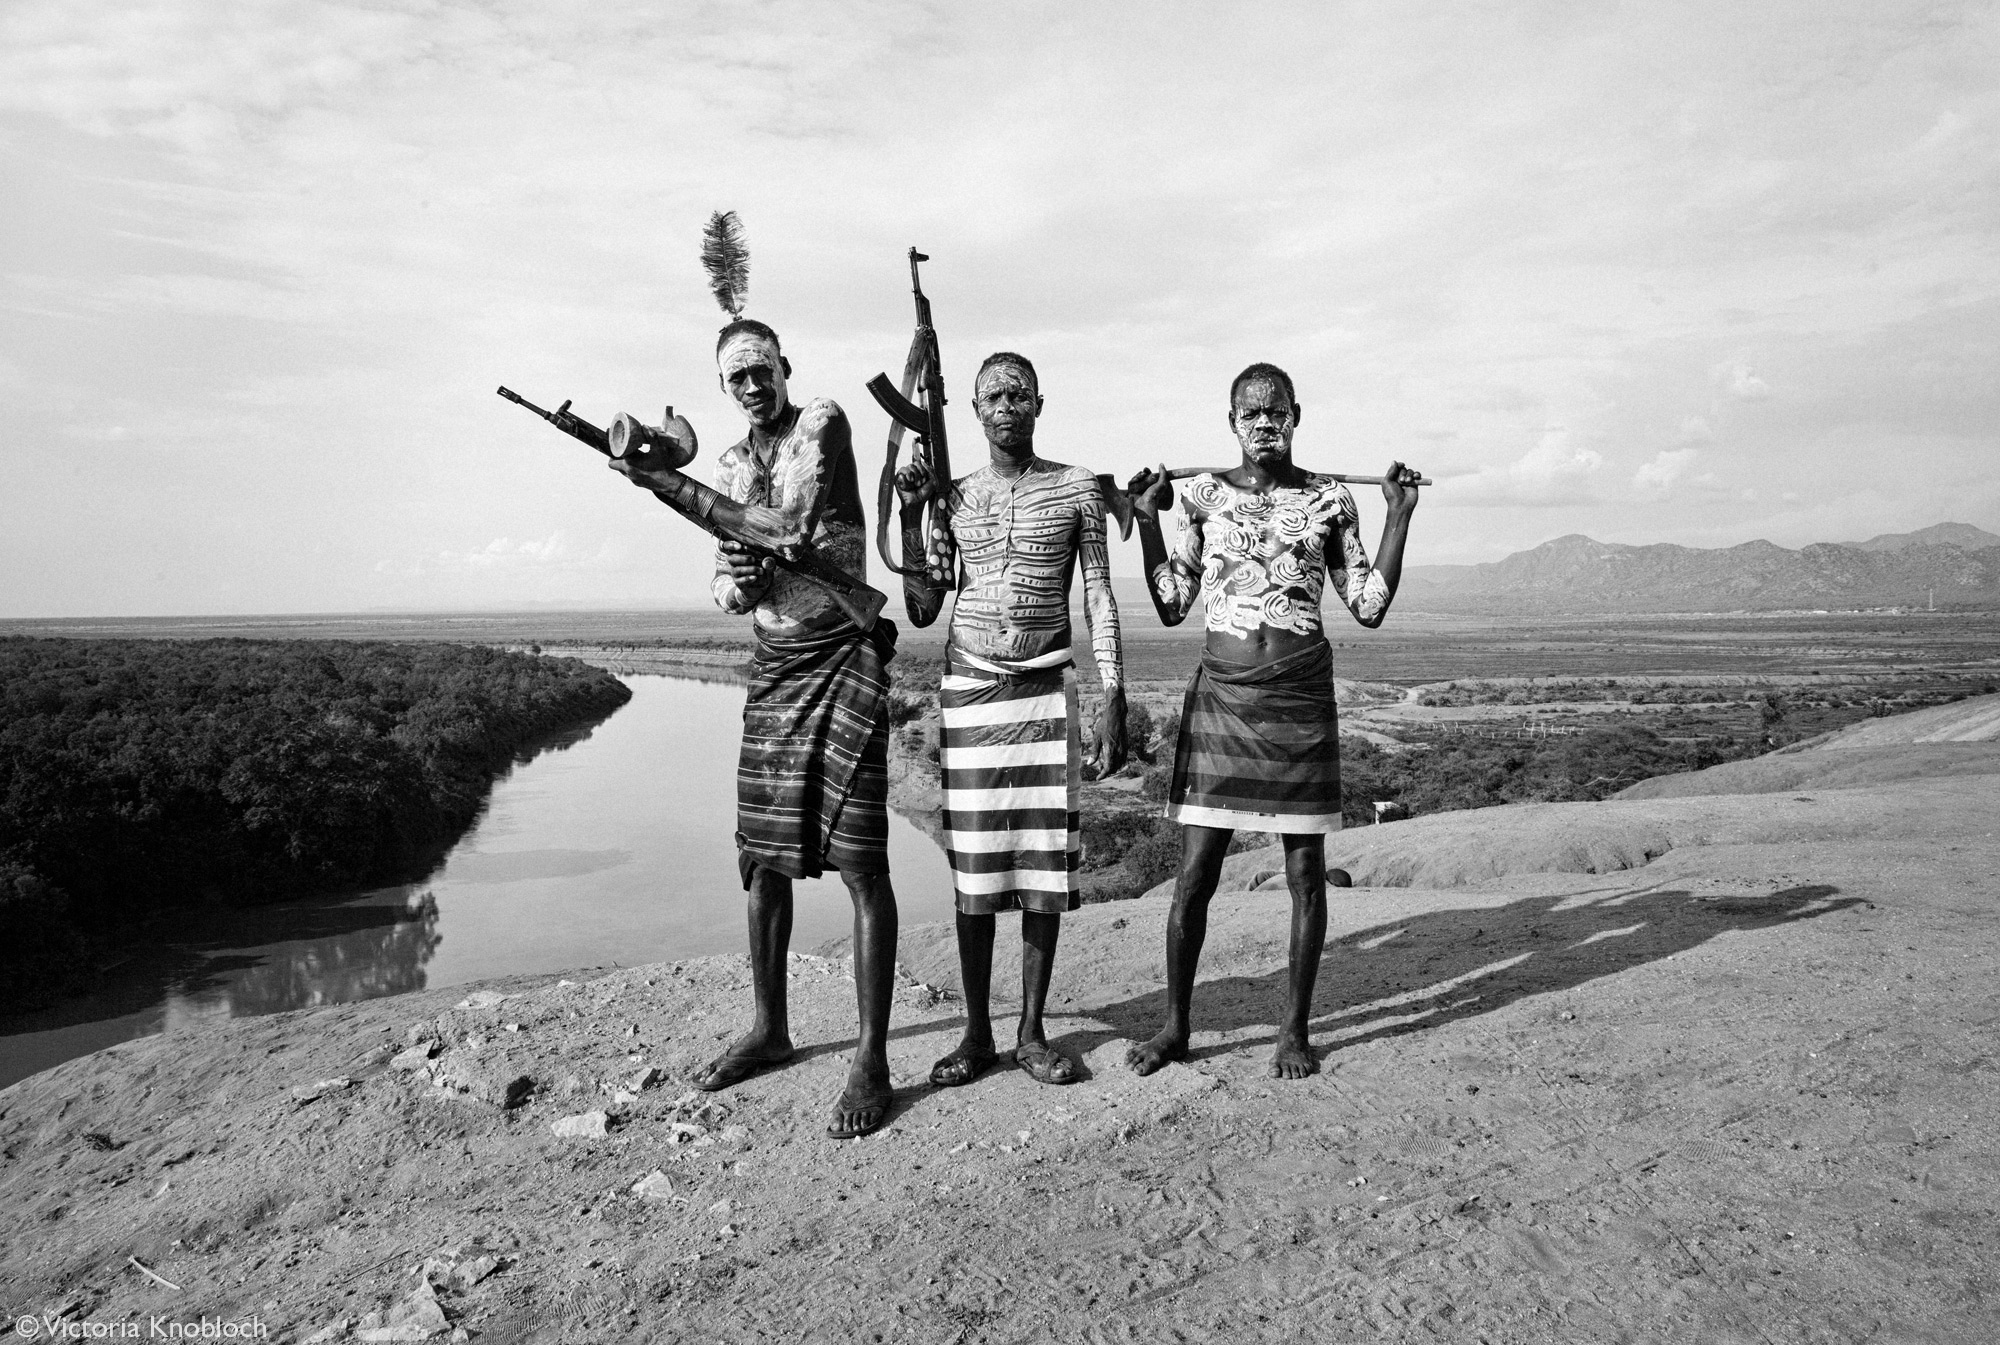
[3,703,1996,1342]
[1612,691,2000,801]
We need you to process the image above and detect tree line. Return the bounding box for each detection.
[0,638,630,1011]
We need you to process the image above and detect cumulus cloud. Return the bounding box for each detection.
[1454,427,1605,507]
[1634,448,1699,494]
[1714,362,1771,401]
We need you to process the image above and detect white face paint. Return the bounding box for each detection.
[717,331,789,427]
[974,361,1040,452]
[1230,378,1296,463]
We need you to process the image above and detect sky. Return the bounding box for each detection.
[2,0,1996,616]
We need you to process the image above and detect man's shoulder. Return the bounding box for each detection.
[1300,473,1356,506]
[1032,460,1099,490]
[795,397,849,439]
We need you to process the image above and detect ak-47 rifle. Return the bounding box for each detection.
[867,250,1140,559]
[866,248,954,583]
[495,386,887,632]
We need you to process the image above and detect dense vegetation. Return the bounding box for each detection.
[0,638,630,1011]
[1333,725,1755,817]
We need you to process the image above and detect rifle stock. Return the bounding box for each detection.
[495,386,887,632]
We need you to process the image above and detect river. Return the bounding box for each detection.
[0,675,956,1090]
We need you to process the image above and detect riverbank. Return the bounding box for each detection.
[4,750,1995,1342]
[0,639,631,1014]
[0,674,958,1092]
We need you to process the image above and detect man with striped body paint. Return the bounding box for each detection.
[895,351,1126,1087]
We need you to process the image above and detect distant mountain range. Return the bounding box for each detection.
[1846,522,2000,552]
[1398,523,2000,615]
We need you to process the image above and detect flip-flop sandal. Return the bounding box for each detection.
[1013,1042,1077,1086]
[693,1051,793,1093]
[928,1047,999,1088]
[826,1085,892,1139]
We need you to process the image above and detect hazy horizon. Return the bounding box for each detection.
[6,2,1997,618]
[4,515,1998,624]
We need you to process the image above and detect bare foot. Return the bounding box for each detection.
[1269,1031,1320,1081]
[1125,1031,1188,1077]
[693,1030,794,1092]
[827,1059,892,1138]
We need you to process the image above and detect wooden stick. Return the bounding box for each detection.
[129,1256,182,1291]
[1163,466,1433,486]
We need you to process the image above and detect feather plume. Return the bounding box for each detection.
[700,210,750,318]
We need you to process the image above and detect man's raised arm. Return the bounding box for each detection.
[1076,477,1127,776]
[1076,479,1124,690]
[1128,465,1202,628]
[895,463,950,629]
[1327,463,1418,629]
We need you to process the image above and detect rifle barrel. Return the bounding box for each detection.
[499,384,885,630]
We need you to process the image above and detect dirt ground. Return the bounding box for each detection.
[4,770,1998,1341]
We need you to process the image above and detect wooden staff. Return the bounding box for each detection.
[1157,466,1433,487]
[1096,466,1433,540]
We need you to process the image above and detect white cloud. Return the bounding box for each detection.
[3,2,1998,614]
[377,531,622,578]
[1714,362,1771,401]
[1451,427,1605,508]
[1635,448,1699,494]
[1915,110,1968,153]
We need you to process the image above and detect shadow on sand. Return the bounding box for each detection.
[1049,882,1858,1070]
[690,884,1860,1101]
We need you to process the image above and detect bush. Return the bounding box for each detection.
[886,689,930,727]
[1337,723,1760,825]
[0,857,93,1010]
[1124,701,1158,764]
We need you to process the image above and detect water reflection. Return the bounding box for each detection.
[167,893,443,1021]
[0,675,953,1090]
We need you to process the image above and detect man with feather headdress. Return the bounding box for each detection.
[613,214,900,1139]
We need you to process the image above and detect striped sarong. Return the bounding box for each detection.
[939,649,1081,915]
[1169,638,1342,834]
[735,618,898,884]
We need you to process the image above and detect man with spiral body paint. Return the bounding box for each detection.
[1122,362,1421,1081]
[613,318,900,1139]
[894,351,1126,1088]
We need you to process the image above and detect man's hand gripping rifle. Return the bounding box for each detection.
[495,386,887,632]
[867,250,1136,563]
[866,248,956,584]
